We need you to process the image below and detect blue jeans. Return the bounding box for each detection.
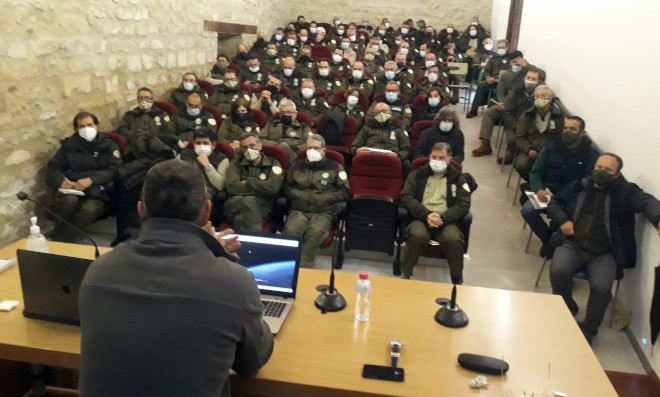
[521,200,552,244]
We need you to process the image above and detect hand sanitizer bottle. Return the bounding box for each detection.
[26,216,48,253]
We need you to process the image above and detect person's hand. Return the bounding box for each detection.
[230,140,240,150]
[536,190,549,203]
[356,147,370,154]
[196,153,210,167]
[560,221,574,236]
[486,77,496,84]
[447,56,455,62]
[240,180,247,184]
[528,150,538,160]
[73,177,93,191]
[60,180,74,189]
[427,213,443,228]
[495,102,504,110]
[204,223,242,254]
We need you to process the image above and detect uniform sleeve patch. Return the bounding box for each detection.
[405,107,411,113]
[113,150,121,158]
[338,171,347,180]
[163,115,170,122]
[462,183,471,193]
[208,118,217,125]
[272,165,283,175]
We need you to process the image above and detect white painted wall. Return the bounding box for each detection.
[518,0,660,372]
[490,0,511,40]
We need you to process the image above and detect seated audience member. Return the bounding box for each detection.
[280,31,300,58]
[330,48,351,74]
[522,116,598,246]
[313,60,342,96]
[218,98,261,150]
[240,56,271,90]
[262,99,312,163]
[173,93,217,142]
[412,43,431,66]
[292,79,331,126]
[210,53,230,80]
[283,134,350,267]
[401,142,471,282]
[352,102,410,160]
[117,87,174,143]
[413,65,450,97]
[79,160,273,396]
[296,46,318,78]
[514,85,564,181]
[457,24,481,62]
[346,27,365,54]
[262,42,284,72]
[340,61,375,98]
[547,153,660,343]
[307,21,318,38]
[413,51,438,79]
[224,132,284,232]
[298,29,310,45]
[438,24,458,47]
[335,87,366,126]
[179,128,230,224]
[413,87,450,123]
[278,57,305,90]
[374,61,413,99]
[248,32,268,58]
[414,108,465,162]
[466,39,510,118]
[460,16,490,40]
[313,26,329,45]
[442,42,462,62]
[339,37,358,66]
[250,76,284,120]
[46,111,122,241]
[362,47,385,75]
[367,82,412,129]
[169,72,208,111]
[231,44,250,70]
[396,22,416,45]
[472,37,497,65]
[393,53,415,81]
[271,27,285,50]
[208,69,251,115]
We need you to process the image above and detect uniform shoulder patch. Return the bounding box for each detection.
[272,165,283,175]
[338,171,347,180]
[256,126,261,133]
[404,107,411,113]
[462,182,471,193]
[208,118,217,125]
[368,79,373,84]
[324,101,330,108]
[113,150,121,158]
[163,115,170,122]
[244,94,250,101]
[335,80,341,86]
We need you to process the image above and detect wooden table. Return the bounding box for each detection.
[0,240,617,396]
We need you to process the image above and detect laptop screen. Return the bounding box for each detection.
[221,233,301,299]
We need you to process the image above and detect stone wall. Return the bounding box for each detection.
[0,0,286,246]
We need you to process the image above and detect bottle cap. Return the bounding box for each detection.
[359,271,368,280]
[29,216,40,235]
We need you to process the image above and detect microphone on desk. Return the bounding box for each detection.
[17,192,100,258]
[434,283,468,328]
[314,260,346,312]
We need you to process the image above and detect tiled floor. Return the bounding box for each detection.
[73,105,646,375]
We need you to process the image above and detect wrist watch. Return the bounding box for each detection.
[204,164,213,171]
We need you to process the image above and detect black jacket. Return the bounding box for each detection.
[413,126,465,163]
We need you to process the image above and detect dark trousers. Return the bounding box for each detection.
[402,221,465,283]
[469,81,497,113]
[53,194,106,241]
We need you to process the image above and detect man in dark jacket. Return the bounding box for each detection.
[522,116,598,245]
[547,153,660,343]
[413,108,465,162]
[79,159,273,397]
[401,142,472,282]
[168,72,208,111]
[47,111,122,241]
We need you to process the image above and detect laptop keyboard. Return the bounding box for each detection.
[261,300,287,318]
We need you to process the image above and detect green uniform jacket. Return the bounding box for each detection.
[292,91,331,124]
[280,44,300,58]
[284,157,350,214]
[484,55,509,79]
[514,100,565,154]
[366,98,413,129]
[264,120,313,149]
[217,118,261,144]
[503,88,533,130]
[261,56,283,73]
[296,57,319,78]
[350,119,410,159]
[208,85,251,115]
[374,75,413,99]
[362,61,384,76]
[173,109,218,142]
[277,69,305,90]
[340,77,375,99]
[225,155,283,201]
[413,78,450,97]
[312,74,342,96]
[401,164,471,224]
[239,69,270,85]
[169,86,208,111]
[335,103,365,127]
[329,61,351,75]
[116,107,174,144]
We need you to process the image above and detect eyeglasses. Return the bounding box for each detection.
[375,109,391,114]
[137,96,153,101]
[280,110,296,115]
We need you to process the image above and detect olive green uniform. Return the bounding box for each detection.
[313,74,342,96]
[172,109,218,142]
[262,120,313,164]
[291,91,331,126]
[339,76,375,99]
[350,119,410,159]
[413,77,451,97]
[362,60,384,76]
[217,118,261,145]
[261,56,283,74]
[208,84,251,115]
[335,103,365,126]
[276,69,305,90]
[168,86,208,111]
[296,56,319,78]
[239,68,270,85]
[116,107,174,144]
[284,157,350,267]
[224,154,284,232]
[366,98,413,129]
[374,75,413,99]
[280,44,300,58]
[329,60,351,75]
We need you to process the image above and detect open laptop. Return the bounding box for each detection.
[221,232,302,335]
[16,249,93,325]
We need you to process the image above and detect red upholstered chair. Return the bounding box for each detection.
[315,88,330,103]
[316,23,332,33]
[349,153,403,202]
[214,141,235,160]
[228,64,242,75]
[198,80,214,96]
[410,120,433,153]
[202,105,223,131]
[153,101,176,117]
[331,90,370,108]
[255,85,290,99]
[238,82,252,95]
[261,65,275,75]
[311,44,332,60]
[100,131,127,155]
[260,145,290,178]
[316,115,360,152]
[251,109,268,129]
[412,95,426,112]
[414,76,427,85]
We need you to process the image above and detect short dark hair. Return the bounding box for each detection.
[217,53,228,60]
[431,142,453,156]
[248,55,260,61]
[507,50,523,60]
[231,98,252,119]
[137,87,153,96]
[601,152,624,173]
[192,127,215,141]
[183,72,198,82]
[566,115,585,131]
[142,160,206,222]
[433,108,459,130]
[72,111,99,131]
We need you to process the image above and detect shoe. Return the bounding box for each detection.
[496,150,512,164]
[465,110,478,119]
[578,321,597,344]
[471,140,492,156]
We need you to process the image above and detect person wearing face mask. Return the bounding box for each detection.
[460,16,490,40]
[217,99,261,150]
[117,87,174,143]
[513,85,565,182]
[439,24,458,47]
[314,26,330,45]
[411,43,430,68]
[466,39,509,118]
[329,48,351,75]
[414,108,464,162]
[397,23,416,45]
[472,37,497,66]
[208,70,251,115]
[413,51,439,79]
[361,48,385,76]
[367,82,412,129]
[280,32,300,58]
[307,22,318,38]
[330,23,346,46]
[263,100,312,164]
[224,132,284,232]
[261,43,283,73]
[276,57,305,90]
[295,46,318,78]
[313,60,342,96]
[338,37,357,66]
[375,61,413,99]
[353,102,410,159]
[346,27,365,53]
[292,79,330,127]
[335,87,366,126]
[231,45,250,71]
[412,87,451,123]
[271,27,285,50]
[47,111,122,241]
[393,53,415,81]
[248,32,269,58]
[521,116,598,248]
[547,153,660,343]
[173,93,217,143]
[239,55,271,89]
[169,72,208,111]
[340,61,375,99]
[250,76,282,120]
[413,65,452,98]
[400,142,472,282]
[283,134,350,268]
[298,29,310,45]
[210,54,231,80]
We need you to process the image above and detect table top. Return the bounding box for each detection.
[0,240,617,396]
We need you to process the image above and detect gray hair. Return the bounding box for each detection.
[534,84,553,98]
[301,78,314,86]
[301,45,311,52]
[307,133,326,147]
[279,98,297,112]
[497,39,509,46]
[238,132,260,142]
[384,60,397,69]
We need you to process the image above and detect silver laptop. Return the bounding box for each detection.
[221,232,302,335]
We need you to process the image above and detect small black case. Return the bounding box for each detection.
[457,353,509,375]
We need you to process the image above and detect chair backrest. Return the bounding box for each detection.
[316,23,332,33]
[317,115,360,147]
[412,95,426,112]
[447,62,468,76]
[251,109,268,129]
[255,85,291,99]
[311,45,332,60]
[153,101,176,117]
[261,145,290,178]
[261,65,275,75]
[198,80,214,96]
[409,120,434,154]
[100,131,127,155]
[349,153,403,201]
[414,76,427,84]
[228,64,242,75]
[409,157,462,172]
[202,105,223,131]
[331,90,370,108]
[295,149,345,167]
[315,88,330,103]
[238,82,252,95]
[364,118,406,127]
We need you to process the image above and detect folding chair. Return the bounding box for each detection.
[446,62,470,111]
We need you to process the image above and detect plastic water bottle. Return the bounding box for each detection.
[355,271,371,322]
[26,216,48,253]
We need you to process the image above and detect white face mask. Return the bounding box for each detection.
[395,40,402,46]
[429,159,448,173]
[183,82,195,91]
[384,71,395,80]
[78,126,98,142]
[319,68,329,77]
[497,48,506,56]
[439,121,453,132]
[427,72,439,83]
[244,147,260,162]
[401,28,409,35]
[425,60,435,68]
[428,97,440,107]
[287,39,296,46]
[385,91,398,103]
[446,27,454,34]
[300,36,308,42]
[485,43,493,51]
[332,54,343,63]
[347,95,359,106]
[372,45,380,51]
[349,35,356,42]
[399,48,409,55]
[337,29,345,35]
[378,29,386,36]
[194,144,212,156]
[283,68,294,77]
[469,30,477,37]
[249,65,260,73]
[352,70,363,80]
[302,87,314,99]
[306,148,323,162]
[419,51,427,58]
[385,22,390,28]
[310,27,317,34]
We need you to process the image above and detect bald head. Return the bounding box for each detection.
[283,57,295,68]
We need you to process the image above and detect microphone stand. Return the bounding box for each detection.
[435,283,468,328]
[314,262,346,312]
[17,192,100,258]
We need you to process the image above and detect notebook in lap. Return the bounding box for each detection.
[16,249,93,325]
[221,232,302,335]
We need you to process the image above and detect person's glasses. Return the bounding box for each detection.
[137,96,153,101]
[281,110,296,115]
[375,109,391,114]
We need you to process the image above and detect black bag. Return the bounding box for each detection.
[322,110,346,146]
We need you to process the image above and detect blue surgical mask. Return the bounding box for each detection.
[385,91,398,103]
[425,60,435,68]
[511,65,522,73]
[419,51,427,58]
[341,42,350,50]
[439,121,453,132]
[428,97,440,107]
[187,108,201,117]
[275,34,283,41]
[384,71,395,80]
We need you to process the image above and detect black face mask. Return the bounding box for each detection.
[280,115,293,125]
[425,32,432,37]
[236,113,249,122]
[237,53,248,60]
[267,85,279,95]
[396,61,405,69]
[257,37,265,43]
[299,55,309,62]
